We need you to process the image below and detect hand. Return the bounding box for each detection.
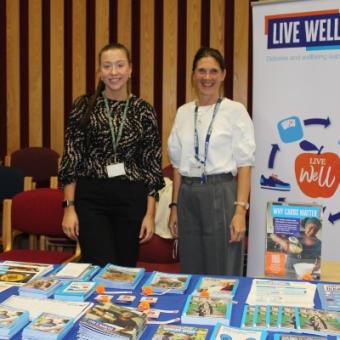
[168,209,178,238]
[139,214,155,244]
[62,207,79,240]
[229,213,246,243]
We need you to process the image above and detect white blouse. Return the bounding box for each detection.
[168,97,256,177]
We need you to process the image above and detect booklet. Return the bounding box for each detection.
[181,295,233,326]
[246,279,316,308]
[273,334,327,340]
[92,264,145,290]
[192,276,239,298]
[210,324,267,340]
[54,281,97,301]
[0,304,29,339]
[19,277,63,299]
[0,261,54,286]
[2,295,93,321]
[78,302,147,340]
[142,271,191,294]
[152,324,209,340]
[265,202,322,280]
[22,312,74,340]
[49,263,99,281]
[297,307,340,336]
[317,283,340,311]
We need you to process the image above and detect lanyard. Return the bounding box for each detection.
[103,93,130,160]
[194,97,222,183]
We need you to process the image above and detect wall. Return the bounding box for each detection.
[0,0,250,166]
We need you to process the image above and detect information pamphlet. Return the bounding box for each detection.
[265,202,322,279]
[181,295,233,326]
[152,324,208,340]
[142,271,191,294]
[192,277,239,298]
[210,324,267,340]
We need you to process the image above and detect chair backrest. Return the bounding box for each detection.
[9,188,64,236]
[0,166,25,203]
[6,147,60,187]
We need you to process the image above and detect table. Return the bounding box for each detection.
[0,273,338,339]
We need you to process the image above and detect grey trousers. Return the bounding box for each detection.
[178,173,244,276]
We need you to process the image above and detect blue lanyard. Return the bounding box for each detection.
[103,93,130,162]
[194,97,222,183]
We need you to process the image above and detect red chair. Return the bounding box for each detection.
[137,234,180,273]
[5,147,60,188]
[1,188,80,264]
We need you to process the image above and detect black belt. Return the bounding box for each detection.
[181,173,233,184]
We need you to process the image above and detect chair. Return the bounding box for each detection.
[5,147,60,188]
[1,188,80,264]
[137,234,180,273]
[0,166,33,248]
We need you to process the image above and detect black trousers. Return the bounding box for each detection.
[75,177,147,267]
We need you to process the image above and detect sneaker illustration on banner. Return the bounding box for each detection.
[260,174,291,191]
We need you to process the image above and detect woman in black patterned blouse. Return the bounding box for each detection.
[58,43,165,267]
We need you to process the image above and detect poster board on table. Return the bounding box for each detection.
[248,0,340,279]
[265,201,322,279]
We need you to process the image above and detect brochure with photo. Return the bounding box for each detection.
[192,276,239,298]
[142,271,191,294]
[152,324,208,340]
[54,281,97,301]
[181,295,232,326]
[265,202,322,280]
[92,264,145,290]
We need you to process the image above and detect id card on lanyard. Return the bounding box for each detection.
[194,97,222,183]
[103,94,130,177]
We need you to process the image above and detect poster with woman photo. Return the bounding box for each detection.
[265,202,322,279]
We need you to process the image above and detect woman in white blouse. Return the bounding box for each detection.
[168,47,256,275]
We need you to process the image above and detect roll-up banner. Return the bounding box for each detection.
[248,0,340,279]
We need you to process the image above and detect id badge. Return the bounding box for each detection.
[106,163,126,177]
[189,158,203,177]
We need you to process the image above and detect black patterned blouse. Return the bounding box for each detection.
[58,93,165,197]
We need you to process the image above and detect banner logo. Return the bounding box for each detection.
[265,9,340,50]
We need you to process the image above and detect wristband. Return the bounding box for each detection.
[169,202,178,208]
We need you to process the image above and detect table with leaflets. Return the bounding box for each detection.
[0,268,339,340]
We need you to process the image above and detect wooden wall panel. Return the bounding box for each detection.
[50,0,64,153]
[117,0,131,51]
[28,0,42,147]
[186,0,201,102]
[6,0,21,154]
[1,0,251,166]
[95,0,109,75]
[233,0,249,107]
[210,0,225,53]
[72,0,86,101]
[140,0,154,105]
[162,0,178,166]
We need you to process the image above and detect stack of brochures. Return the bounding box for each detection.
[241,304,340,336]
[54,281,97,301]
[211,324,267,340]
[2,295,93,322]
[142,271,191,294]
[181,294,233,326]
[0,261,54,286]
[317,283,340,311]
[273,333,327,340]
[22,312,74,340]
[0,304,29,339]
[151,324,209,339]
[92,264,145,290]
[18,278,63,299]
[192,276,239,298]
[78,302,147,340]
[48,262,99,282]
[246,279,316,308]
